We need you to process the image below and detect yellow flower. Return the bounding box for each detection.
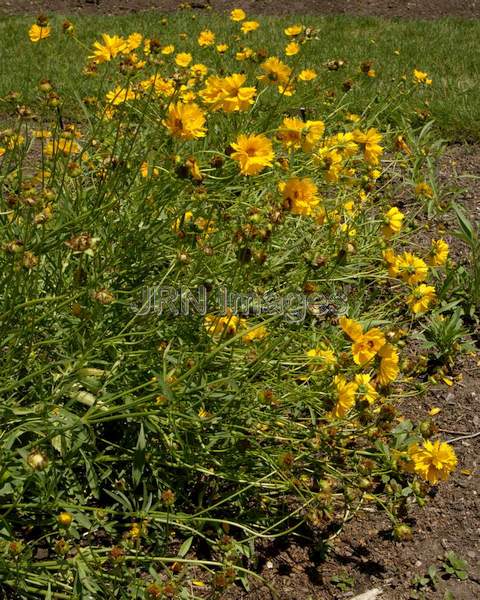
[175,52,192,67]
[331,375,358,418]
[105,86,137,105]
[204,311,245,337]
[355,373,378,404]
[190,63,208,78]
[395,252,428,285]
[230,134,274,176]
[202,74,256,113]
[230,8,246,21]
[241,21,260,34]
[352,128,383,165]
[285,42,300,56]
[377,343,399,385]
[382,206,404,238]
[216,43,228,53]
[284,24,303,37]
[413,69,432,85]
[89,33,126,63]
[242,324,268,343]
[29,23,51,43]
[236,47,254,61]
[258,57,292,85]
[163,102,207,140]
[306,347,337,371]
[140,162,159,178]
[428,239,449,266]
[125,32,143,52]
[161,44,175,55]
[198,29,215,47]
[339,316,386,366]
[57,512,73,527]
[406,284,436,314]
[45,138,81,157]
[280,177,320,216]
[415,181,433,198]
[298,69,317,81]
[408,440,457,484]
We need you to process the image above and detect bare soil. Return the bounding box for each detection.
[1,0,480,19]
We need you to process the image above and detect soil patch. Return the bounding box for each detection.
[2,0,480,20]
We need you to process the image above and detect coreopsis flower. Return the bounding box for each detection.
[279,177,320,216]
[395,252,428,285]
[352,128,383,165]
[382,206,405,238]
[406,284,436,314]
[258,57,292,85]
[236,47,254,61]
[230,133,274,176]
[408,440,457,484]
[413,69,432,85]
[355,373,378,404]
[204,311,245,337]
[57,512,73,527]
[415,181,433,197]
[105,86,137,105]
[198,29,215,47]
[306,347,337,371]
[277,116,325,152]
[89,34,126,63]
[45,138,81,157]
[124,32,143,52]
[428,239,449,266]
[331,375,358,418]
[202,74,256,112]
[216,43,228,53]
[278,83,296,97]
[242,323,268,343]
[377,343,399,385]
[161,44,175,55]
[175,52,192,67]
[285,42,300,56]
[339,316,386,366]
[140,162,159,178]
[163,102,207,140]
[29,23,51,43]
[241,21,260,34]
[190,63,208,79]
[284,24,303,36]
[230,8,246,21]
[298,69,317,81]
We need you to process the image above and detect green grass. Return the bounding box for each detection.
[0,12,479,140]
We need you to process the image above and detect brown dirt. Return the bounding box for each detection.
[1,0,480,19]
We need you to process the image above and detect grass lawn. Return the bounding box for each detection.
[1,13,480,140]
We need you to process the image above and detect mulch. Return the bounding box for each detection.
[2,0,480,19]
